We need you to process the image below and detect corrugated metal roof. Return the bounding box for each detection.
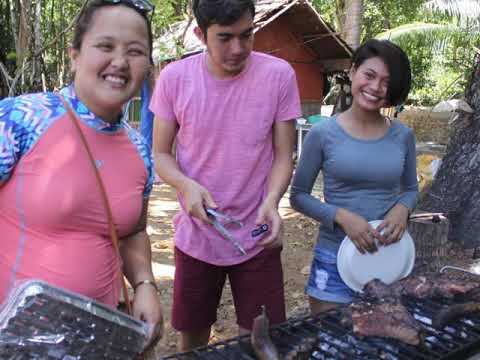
[153,0,351,64]
[255,0,295,19]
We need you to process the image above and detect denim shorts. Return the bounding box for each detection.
[305,247,354,304]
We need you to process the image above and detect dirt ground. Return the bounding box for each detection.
[145,182,478,359]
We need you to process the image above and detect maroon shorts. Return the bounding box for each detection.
[172,246,285,331]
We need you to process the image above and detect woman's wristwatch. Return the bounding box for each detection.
[133,279,159,293]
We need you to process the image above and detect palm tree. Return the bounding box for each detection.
[375,0,480,105]
[378,0,480,36]
[376,1,480,50]
[376,0,479,53]
[343,0,364,50]
[424,0,480,20]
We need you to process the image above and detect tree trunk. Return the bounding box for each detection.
[419,54,480,249]
[408,214,449,271]
[9,0,19,58]
[343,0,364,50]
[17,0,31,68]
[34,0,43,61]
[335,0,346,31]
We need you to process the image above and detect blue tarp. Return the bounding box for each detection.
[307,114,329,124]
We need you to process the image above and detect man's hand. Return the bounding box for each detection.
[179,178,217,223]
[132,283,164,350]
[335,208,384,254]
[377,204,409,245]
[256,198,283,248]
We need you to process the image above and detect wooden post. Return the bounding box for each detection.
[408,213,449,271]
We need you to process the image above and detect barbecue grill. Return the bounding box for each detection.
[161,295,480,360]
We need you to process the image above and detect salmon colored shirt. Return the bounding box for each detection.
[0,86,154,306]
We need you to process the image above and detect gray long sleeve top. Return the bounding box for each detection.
[290,117,419,252]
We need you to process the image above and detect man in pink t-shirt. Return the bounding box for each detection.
[150,0,301,351]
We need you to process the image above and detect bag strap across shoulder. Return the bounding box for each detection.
[58,94,132,315]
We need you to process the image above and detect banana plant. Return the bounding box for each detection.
[377,0,480,48]
[376,0,480,104]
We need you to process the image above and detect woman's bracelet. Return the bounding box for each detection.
[133,279,159,293]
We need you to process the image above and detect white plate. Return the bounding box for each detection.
[337,220,415,293]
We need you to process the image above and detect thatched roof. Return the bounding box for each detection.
[153,0,352,70]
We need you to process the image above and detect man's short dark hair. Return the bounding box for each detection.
[192,0,255,33]
[352,39,412,106]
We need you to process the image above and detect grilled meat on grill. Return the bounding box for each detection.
[251,306,318,360]
[398,274,478,298]
[251,306,280,360]
[363,279,396,298]
[433,302,480,329]
[344,298,423,345]
[364,274,479,300]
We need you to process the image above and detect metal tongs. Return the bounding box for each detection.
[440,265,480,276]
[409,212,446,222]
[206,208,247,255]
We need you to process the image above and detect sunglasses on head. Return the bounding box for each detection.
[104,0,155,18]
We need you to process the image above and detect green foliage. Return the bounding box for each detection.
[362,0,425,40]
[152,0,183,32]
[6,52,17,62]
[0,0,477,104]
[0,0,192,96]
[310,0,338,28]
[311,0,425,43]
[424,0,480,21]
[376,15,480,104]
[376,20,479,104]
[310,0,479,105]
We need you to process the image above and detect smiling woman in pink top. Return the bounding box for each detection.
[0,0,162,347]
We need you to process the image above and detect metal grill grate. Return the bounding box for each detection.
[162,296,480,360]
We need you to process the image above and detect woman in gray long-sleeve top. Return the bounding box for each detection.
[290,39,419,314]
